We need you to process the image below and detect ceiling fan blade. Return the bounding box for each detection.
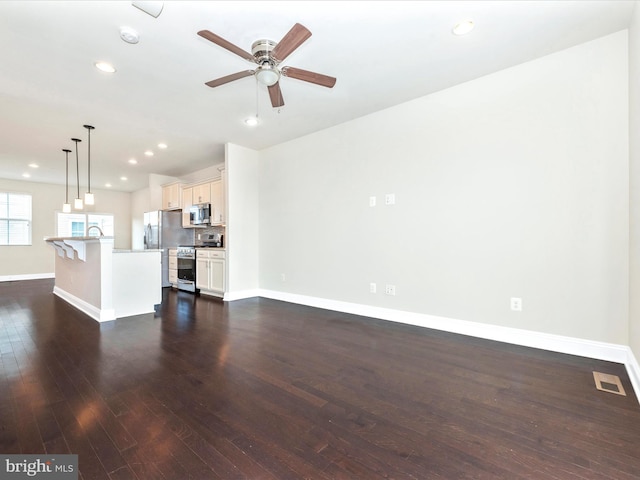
[198,30,255,62]
[205,70,255,88]
[271,23,312,63]
[268,83,285,108]
[281,66,336,88]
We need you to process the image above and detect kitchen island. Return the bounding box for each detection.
[45,236,161,322]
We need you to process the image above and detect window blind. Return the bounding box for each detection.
[0,193,32,245]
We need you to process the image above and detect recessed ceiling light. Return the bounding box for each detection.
[157,143,167,149]
[105,183,112,188]
[22,173,30,178]
[120,26,140,44]
[244,117,259,126]
[128,158,138,164]
[95,61,116,73]
[120,176,128,181]
[144,150,154,157]
[453,20,475,36]
[28,163,39,168]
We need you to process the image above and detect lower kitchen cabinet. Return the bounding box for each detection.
[196,249,225,297]
[168,249,178,287]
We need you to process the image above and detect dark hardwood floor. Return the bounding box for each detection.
[1,279,639,479]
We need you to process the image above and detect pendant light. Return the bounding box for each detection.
[71,138,83,210]
[62,149,72,213]
[84,125,95,205]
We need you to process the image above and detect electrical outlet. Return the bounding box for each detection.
[385,284,396,296]
[370,283,377,293]
[385,193,395,205]
[369,196,376,207]
[510,297,522,311]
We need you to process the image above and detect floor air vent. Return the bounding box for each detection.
[593,371,626,396]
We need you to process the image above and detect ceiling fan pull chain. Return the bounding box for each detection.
[255,75,260,120]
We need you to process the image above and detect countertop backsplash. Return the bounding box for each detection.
[195,225,225,247]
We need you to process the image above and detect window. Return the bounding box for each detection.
[56,213,114,237]
[0,193,32,245]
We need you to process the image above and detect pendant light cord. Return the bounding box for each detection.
[72,138,81,199]
[76,145,80,198]
[63,149,71,203]
[65,152,69,203]
[84,125,94,194]
[87,130,90,193]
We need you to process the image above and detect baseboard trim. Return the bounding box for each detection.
[224,289,261,302]
[53,286,116,322]
[0,273,55,282]
[256,289,638,401]
[627,349,640,402]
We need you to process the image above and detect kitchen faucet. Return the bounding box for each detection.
[87,225,104,237]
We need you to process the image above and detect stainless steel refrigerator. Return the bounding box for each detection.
[143,210,194,287]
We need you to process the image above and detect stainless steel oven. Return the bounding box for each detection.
[176,246,197,293]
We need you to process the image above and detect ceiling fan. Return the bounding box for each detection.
[197,23,336,108]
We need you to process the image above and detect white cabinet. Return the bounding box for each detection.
[210,180,225,225]
[162,183,181,210]
[181,187,193,228]
[168,249,178,286]
[196,249,225,297]
[179,175,225,226]
[192,183,211,204]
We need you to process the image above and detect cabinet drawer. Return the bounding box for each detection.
[196,249,226,259]
[168,257,178,269]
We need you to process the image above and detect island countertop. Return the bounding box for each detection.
[113,249,162,253]
[44,236,114,242]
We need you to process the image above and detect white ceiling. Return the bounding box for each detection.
[0,1,635,192]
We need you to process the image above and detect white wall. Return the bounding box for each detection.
[259,31,629,344]
[629,4,640,360]
[226,143,259,296]
[0,178,131,278]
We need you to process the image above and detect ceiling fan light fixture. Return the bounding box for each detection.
[453,20,475,36]
[256,65,280,87]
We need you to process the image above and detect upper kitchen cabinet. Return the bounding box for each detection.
[162,183,182,210]
[192,183,211,205]
[210,179,225,225]
[181,186,193,228]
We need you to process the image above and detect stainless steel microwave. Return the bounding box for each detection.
[189,203,211,225]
